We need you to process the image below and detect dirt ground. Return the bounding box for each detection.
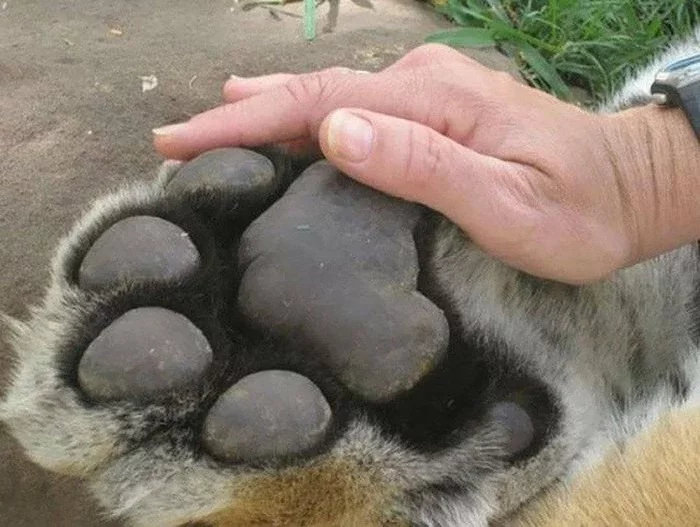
[0,1,518,525]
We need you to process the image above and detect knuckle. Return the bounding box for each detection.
[283,73,324,106]
[409,43,479,67]
[423,130,444,181]
[403,126,443,192]
[394,43,452,69]
[495,69,517,83]
[411,43,452,61]
[283,69,347,109]
[490,69,519,89]
[283,70,337,104]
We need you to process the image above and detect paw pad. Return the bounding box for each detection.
[78,307,213,401]
[202,370,332,462]
[1,146,559,527]
[78,215,200,290]
[238,161,450,402]
[165,147,285,220]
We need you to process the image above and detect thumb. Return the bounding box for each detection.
[318,108,511,238]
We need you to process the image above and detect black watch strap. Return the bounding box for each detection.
[651,53,700,140]
[651,81,700,140]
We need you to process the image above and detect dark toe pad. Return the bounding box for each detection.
[78,215,200,290]
[202,370,332,462]
[166,148,281,212]
[78,307,213,401]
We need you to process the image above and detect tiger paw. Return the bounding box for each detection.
[0,148,544,527]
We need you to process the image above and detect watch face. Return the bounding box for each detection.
[657,53,700,87]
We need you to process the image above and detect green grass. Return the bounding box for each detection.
[426,0,700,104]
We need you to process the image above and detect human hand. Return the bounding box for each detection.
[153,44,697,284]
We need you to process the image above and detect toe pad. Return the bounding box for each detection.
[202,370,332,462]
[78,307,213,401]
[166,148,279,209]
[78,215,200,290]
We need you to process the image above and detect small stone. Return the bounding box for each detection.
[78,216,200,290]
[78,307,213,401]
[488,402,535,456]
[202,370,332,462]
[166,148,279,208]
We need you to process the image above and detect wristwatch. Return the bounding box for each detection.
[651,53,700,140]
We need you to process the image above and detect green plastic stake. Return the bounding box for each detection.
[304,0,316,40]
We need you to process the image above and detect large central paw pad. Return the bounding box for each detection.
[238,161,450,402]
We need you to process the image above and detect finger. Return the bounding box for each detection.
[223,72,321,155]
[318,108,611,284]
[152,67,455,160]
[318,108,517,239]
[223,73,296,103]
[223,69,371,103]
[222,44,469,105]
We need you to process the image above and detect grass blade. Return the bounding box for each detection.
[426,27,498,48]
[304,0,316,40]
[518,42,572,100]
[425,0,699,103]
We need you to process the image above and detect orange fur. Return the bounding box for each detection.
[508,407,700,526]
[202,459,405,527]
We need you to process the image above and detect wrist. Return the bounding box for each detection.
[601,103,700,267]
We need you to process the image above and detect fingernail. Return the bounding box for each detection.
[152,122,187,136]
[337,68,371,75]
[326,110,374,163]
